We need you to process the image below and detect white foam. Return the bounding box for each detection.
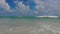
[35,16,58,18]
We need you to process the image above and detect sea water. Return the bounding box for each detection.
[0,17,60,34]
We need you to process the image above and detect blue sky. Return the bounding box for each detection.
[0,0,60,16]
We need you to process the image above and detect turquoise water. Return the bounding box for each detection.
[0,17,60,34]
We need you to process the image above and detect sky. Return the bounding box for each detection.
[0,0,60,16]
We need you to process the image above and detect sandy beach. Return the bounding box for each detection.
[0,18,60,34]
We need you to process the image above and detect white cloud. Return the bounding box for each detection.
[34,0,47,15]
[17,2,30,12]
[11,2,34,16]
[11,0,60,16]
[0,0,60,16]
[34,0,60,16]
[0,0,10,11]
[47,0,60,11]
[45,0,60,15]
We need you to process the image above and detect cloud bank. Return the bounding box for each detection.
[0,0,60,16]
[0,0,10,11]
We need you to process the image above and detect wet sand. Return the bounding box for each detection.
[0,18,60,34]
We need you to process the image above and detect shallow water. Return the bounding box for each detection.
[0,18,60,34]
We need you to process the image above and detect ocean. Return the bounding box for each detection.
[0,17,60,34]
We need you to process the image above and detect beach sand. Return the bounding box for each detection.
[0,18,60,34]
